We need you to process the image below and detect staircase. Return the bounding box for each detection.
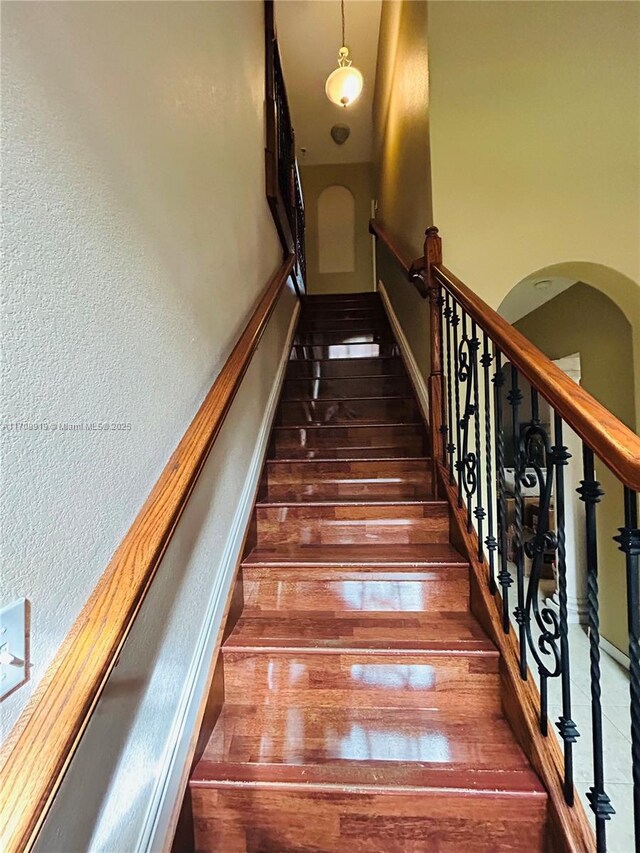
[189,292,549,852]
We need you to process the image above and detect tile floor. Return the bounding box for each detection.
[509,574,634,852]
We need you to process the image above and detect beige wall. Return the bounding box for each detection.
[515,283,635,654]
[373,0,433,260]
[301,162,375,294]
[427,0,640,423]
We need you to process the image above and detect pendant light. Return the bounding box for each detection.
[325,0,364,108]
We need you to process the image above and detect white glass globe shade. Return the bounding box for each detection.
[325,65,364,108]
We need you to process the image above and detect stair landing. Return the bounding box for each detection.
[189,292,548,852]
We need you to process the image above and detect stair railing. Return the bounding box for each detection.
[265,0,305,295]
[371,218,640,853]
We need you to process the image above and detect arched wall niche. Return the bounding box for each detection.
[499,268,638,657]
[317,184,356,275]
[498,261,640,432]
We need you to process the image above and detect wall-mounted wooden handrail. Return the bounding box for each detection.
[0,254,295,853]
[370,218,640,491]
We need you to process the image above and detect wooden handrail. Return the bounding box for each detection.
[0,254,295,853]
[370,218,640,491]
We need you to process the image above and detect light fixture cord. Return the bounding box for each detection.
[341,0,346,47]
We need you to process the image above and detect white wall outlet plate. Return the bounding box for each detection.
[0,598,27,700]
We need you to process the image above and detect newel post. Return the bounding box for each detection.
[424,226,444,493]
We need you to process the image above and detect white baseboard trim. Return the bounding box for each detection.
[137,296,301,853]
[600,635,630,671]
[378,280,430,423]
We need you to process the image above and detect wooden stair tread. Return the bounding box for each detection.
[192,705,544,794]
[189,289,549,851]
[223,611,495,653]
[243,543,467,568]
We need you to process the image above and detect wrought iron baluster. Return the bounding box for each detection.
[578,446,614,851]
[481,333,497,592]
[471,320,485,557]
[452,301,462,506]
[508,366,527,679]
[456,310,479,529]
[444,293,455,484]
[614,486,640,844]
[438,294,448,468]
[553,413,579,804]
[493,351,512,632]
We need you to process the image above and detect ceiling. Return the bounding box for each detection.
[499,275,578,323]
[276,0,382,166]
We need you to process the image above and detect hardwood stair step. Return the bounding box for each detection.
[286,356,406,378]
[255,501,450,547]
[242,543,467,568]
[190,786,546,853]
[265,458,433,501]
[222,648,501,711]
[243,566,470,612]
[223,611,493,654]
[281,375,413,400]
[192,705,539,781]
[277,396,420,425]
[290,341,401,359]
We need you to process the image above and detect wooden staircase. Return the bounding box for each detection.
[189,292,549,852]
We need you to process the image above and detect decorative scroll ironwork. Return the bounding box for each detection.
[430,276,636,849]
[455,312,480,530]
[519,391,560,729]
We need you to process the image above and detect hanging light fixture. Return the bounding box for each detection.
[325,0,364,108]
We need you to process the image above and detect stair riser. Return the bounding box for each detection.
[290,342,401,359]
[266,460,433,501]
[223,652,501,711]
[295,331,394,346]
[277,398,420,425]
[299,317,389,332]
[287,357,406,378]
[282,376,412,400]
[255,504,450,547]
[243,574,470,613]
[300,309,387,324]
[191,788,546,853]
[273,424,425,451]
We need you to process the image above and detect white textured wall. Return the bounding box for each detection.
[1,0,282,737]
[33,287,297,852]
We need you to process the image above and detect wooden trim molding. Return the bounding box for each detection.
[369,218,640,491]
[0,254,295,853]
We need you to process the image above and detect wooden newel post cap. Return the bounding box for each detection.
[425,226,439,237]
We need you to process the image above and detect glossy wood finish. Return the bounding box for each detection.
[0,254,296,853]
[282,375,413,399]
[277,397,420,425]
[191,787,547,853]
[190,291,549,851]
[286,356,406,378]
[255,501,450,546]
[266,458,433,501]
